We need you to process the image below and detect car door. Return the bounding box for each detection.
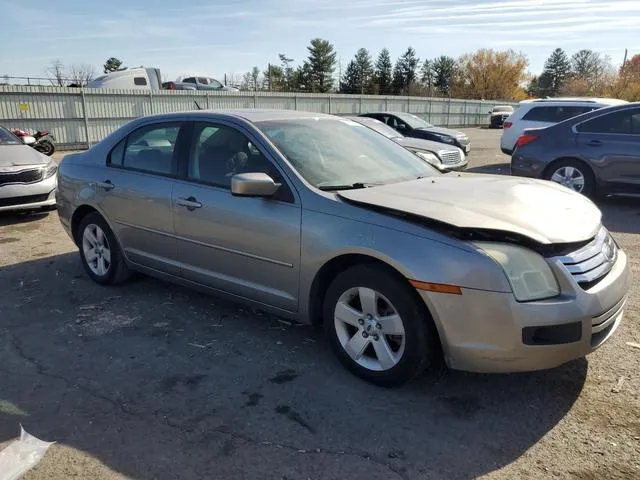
[99,121,188,275]
[576,107,640,190]
[172,121,302,311]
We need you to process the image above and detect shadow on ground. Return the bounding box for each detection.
[0,211,51,228]
[0,252,587,479]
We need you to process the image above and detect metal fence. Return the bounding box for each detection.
[0,86,517,148]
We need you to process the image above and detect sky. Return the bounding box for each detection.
[1,0,639,83]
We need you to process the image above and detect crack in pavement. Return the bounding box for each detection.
[6,332,409,480]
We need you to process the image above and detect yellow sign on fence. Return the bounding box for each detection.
[19,103,29,112]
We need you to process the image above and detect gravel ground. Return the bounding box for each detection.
[0,128,638,480]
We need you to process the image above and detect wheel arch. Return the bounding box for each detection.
[307,253,437,332]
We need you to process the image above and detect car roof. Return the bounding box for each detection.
[519,97,628,106]
[132,109,337,124]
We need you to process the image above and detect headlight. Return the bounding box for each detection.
[475,242,560,301]
[43,159,57,179]
[412,150,440,166]
[434,134,455,144]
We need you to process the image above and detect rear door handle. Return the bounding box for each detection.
[176,196,202,211]
[96,180,114,191]
[587,140,603,147]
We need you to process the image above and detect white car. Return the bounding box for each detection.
[0,126,57,212]
[500,97,628,155]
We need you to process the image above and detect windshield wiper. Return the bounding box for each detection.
[317,182,377,191]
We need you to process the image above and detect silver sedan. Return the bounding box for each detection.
[56,110,629,386]
[0,126,58,213]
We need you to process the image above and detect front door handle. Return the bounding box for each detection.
[176,196,202,211]
[587,140,603,147]
[97,180,114,191]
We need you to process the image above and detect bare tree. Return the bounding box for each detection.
[47,60,66,86]
[68,64,96,87]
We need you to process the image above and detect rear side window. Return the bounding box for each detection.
[577,109,640,134]
[109,123,182,175]
[134,77,147,86]
[522,106,595,123]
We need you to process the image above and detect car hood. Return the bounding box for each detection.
[338,174,601,245]
[394,136,460,154]
[417,126,467,138]
[0,145,49,169]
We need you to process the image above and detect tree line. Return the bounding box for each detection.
[18,42,640,102]
[236,39,639,102]
[528,48,640,101]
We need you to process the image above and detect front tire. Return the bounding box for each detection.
[323,264,438,387]
[77,212,130,285]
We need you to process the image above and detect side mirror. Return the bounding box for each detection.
[231,172,280,197]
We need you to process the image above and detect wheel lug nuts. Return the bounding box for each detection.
[373,335,379,341]
[358,319,364,325]
[362,332,369,338]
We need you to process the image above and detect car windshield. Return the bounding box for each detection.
[353,118,402,139]
[256,117,439,189]
[394,112,434,129]
[0,127,21,145]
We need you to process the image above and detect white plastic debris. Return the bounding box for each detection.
[0,426,54,480]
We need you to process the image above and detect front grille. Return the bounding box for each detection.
[439,150,462,165]
[0,168,44,186]
[556,227,617,290]
[0,193,49,207]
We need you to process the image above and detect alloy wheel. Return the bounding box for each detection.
[333,287,406,371]
[550,166,585,192]
[82,224,111,276]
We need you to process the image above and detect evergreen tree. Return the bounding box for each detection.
[373,48,393,95]
[541,48,571,95]
[305,38,337,93]
[432,55,456,95]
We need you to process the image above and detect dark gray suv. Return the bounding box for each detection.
[511,102,640,196]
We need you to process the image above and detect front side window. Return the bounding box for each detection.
[133,77,147,86]
[187,122,283,189]
[110,123,182,175]
[256,117,438,190]
[183,77,196,84]
[577,109,640,134]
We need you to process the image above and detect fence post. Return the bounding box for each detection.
[81,89,90,149]
[359,94,363,114]
[407,96,410,113]
[149,90,154,115]
[328,95,332,114]
[427,97,432,123]
[463,101,467,127]
[447,96,452,127]
[206,93,210,109]
[294,93,298,111]
[254,91,257,108]
[385,96,389,110]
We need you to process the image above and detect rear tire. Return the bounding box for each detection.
[77,212,130,285]
[545,159,595,197]
[36,140,55,156]
[323,264,438,387]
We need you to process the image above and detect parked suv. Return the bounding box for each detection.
[511,102,640,196]
[500,98,628,155]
